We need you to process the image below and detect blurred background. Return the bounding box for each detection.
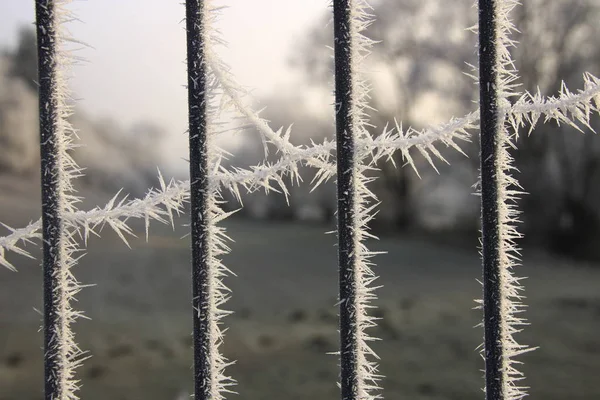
[0,0,599,399]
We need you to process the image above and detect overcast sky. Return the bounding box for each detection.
[0,0,327,172]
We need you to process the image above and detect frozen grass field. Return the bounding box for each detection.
[1,180,599,400]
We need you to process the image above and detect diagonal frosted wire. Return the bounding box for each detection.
[4,68,600,270]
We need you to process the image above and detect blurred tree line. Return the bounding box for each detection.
[280,0,600,259]
[0,27,168,197]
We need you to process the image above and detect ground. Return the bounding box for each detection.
[0,177,599,399]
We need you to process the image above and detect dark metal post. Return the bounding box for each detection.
[333,1,358,399]
[478,0,504,399]
[35,1,64,399]
[185,1,212,399]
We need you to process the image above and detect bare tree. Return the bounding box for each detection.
[294,0,600,257]
[8,27,39,91]
[511,0,600,257]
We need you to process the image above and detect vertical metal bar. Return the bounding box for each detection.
[478,0,504,399]
[35,1,64,399]
[185,1,211,399]
[333,1,358,400]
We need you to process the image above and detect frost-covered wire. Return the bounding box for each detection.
[476,1,535,399]
[185,1,236,399]
[35,1,86,399]
[508,72,600,136]
[0,110,474,269]
[5,68,600,270]
[331,1,383,400]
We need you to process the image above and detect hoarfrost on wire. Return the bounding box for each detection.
[3,70,600,272]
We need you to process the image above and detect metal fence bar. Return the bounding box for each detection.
[185,1,212,399]
[35,1,64,399]
[333,1,359,399]
[477,1,504,399]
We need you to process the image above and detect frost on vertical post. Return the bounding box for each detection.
[35,0,86,399]
[185,1,236,399]
[332,1,382,400]
[477,1,533,399]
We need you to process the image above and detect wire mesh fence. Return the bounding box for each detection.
[1,0,600,399]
